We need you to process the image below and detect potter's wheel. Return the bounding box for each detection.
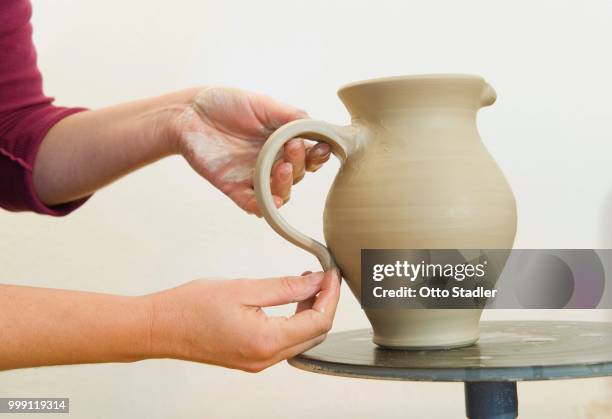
[288,321,612,418]
[289,321,612,381]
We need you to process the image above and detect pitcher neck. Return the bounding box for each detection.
[338,74,495,121]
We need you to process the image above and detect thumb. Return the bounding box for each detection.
[250,94,308,133]
[240,272,325,308]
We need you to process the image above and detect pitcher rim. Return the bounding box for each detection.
[338,73,486,94]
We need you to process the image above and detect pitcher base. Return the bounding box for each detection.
[373,334,480,350]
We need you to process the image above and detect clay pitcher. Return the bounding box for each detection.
[254,74,517,349]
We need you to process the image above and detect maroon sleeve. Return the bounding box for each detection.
[0,0,89,216]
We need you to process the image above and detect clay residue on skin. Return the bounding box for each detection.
[222,166,254,183]
[182,131,232,173]
[193,87,237,116]
[176,95,262,186]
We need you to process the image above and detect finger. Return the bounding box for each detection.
[296,271,315,313]
[270,162,293,204]
[228,187,260,216]
[240,272,326,307]
[241,189,283,217]
[306,142,331,172]
[268,270,341,349]
[312,268,341,315]
[283,138,306,184]
[242,194,262,217]
[296,296,316,314]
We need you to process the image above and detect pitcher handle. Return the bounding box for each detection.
[254,119,358,270]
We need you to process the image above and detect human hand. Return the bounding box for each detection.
[147,269,340,372]
[168,87,332,215]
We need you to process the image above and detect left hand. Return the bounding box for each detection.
[168,87,331,215]
[147,269,341,372]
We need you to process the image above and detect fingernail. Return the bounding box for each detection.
[331,269,340,281]
[307,272,325,284]
[311,148,326,158]
[314,143,331,155]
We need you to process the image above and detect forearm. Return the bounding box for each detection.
[32,89,198,205]
[0,284,153,370]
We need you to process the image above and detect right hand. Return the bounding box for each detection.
[146,270,340,372]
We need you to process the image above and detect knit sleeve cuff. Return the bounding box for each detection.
[0,106,90,216]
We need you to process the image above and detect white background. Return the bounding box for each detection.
[1,0,611,417]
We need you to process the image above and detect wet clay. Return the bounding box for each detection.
[254,74,517,349]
